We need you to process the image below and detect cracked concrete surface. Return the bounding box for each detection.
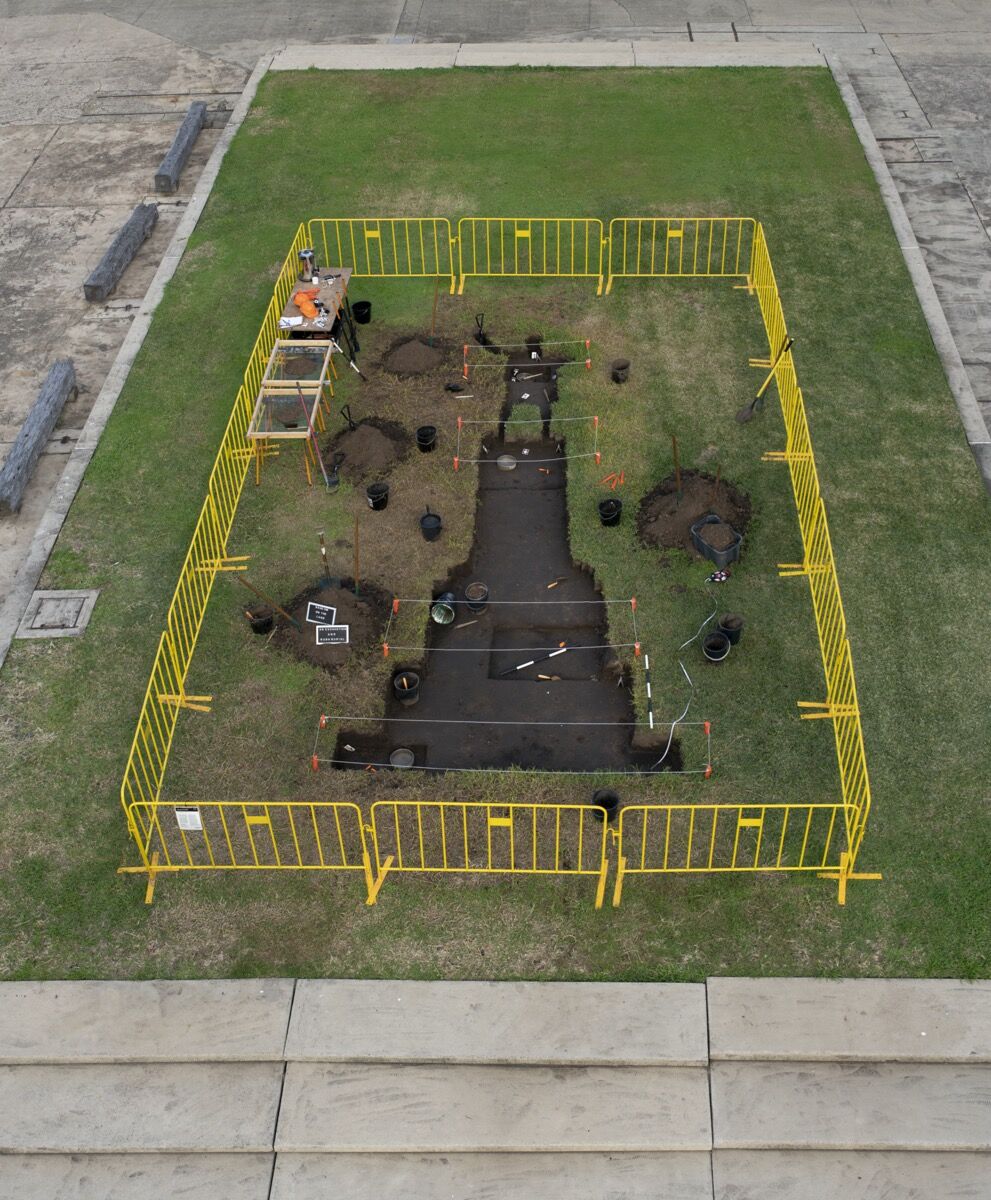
[0,1,990,667]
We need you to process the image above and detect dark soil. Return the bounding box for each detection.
[325,418,410,482]
[383,337,443,375]
[702,521,737,551]
[272,578,390,673]
[636,470,751,557]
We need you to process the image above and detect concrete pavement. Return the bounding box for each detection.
[1,977,989,1197]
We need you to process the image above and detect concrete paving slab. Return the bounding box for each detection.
[272,1151,714,1200]
[286,979,708,1065]
[455,42,636,66]
[632,40,823,65]
[711,1061,991,1150]
[0,1062,284,1152]
[271,43,459,70]
[276,1062,712,1152]
[7,121,221,207]
[708,978,991,1062]
[712,1149,991,1199]
[856,1,991,35]
[0,123,57,206]
[746,0,861,25]
[0,1153,275,1200]
[0,979,294,1062]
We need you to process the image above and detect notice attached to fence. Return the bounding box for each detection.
[315,624,349,646]
[175,806,203,831]
[306,601,337,625]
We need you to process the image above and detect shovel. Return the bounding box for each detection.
[736,336,794,423]
[340,403,357,432]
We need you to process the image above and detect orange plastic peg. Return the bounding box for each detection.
[634,641,641,657]
[453,456,459,471]
[585,338,591,351]
[630,597,637,611]
[585,357,592,370]
[704,764,713,780]
[457,415,463,430]
[704,720,711,736]
[319,714,327,729]
[311,755,319,772]
[392,598,400,614]
[383,642,390,658]
[595,451,601,465]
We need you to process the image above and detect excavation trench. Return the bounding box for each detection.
[335,338,671,774]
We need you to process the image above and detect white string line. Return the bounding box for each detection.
[315,756,711,777]
[381,642,638,653]
[467,340,589,348]
[456,415,597,425]
[319,714,708,728]
[390,597,637,606]
[456,452,599,464]
[465,359,589,370]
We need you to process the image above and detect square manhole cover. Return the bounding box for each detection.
[16,589,99,639]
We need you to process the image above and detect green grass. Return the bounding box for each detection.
[1,67,989,981]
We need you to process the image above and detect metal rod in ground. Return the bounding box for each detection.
[643,652,655,730]
[429,277,439,346]
[672,434,682,501]
[234,574,301,630]
[353,513,360,596]
[318,530,331,579]
[296,383,331,488]
[498,644,568,678]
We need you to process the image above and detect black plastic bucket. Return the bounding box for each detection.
[598,498,623,527]
[718,613,744,646]
[247,606,274,635]
[702,632,731,663]
[592,788,621,821]
[465,581,489,613]
[611,358,630,384]
[393,669,420,707]
[430,591,457,624]
[367,482,389,511]
[420,509,442,542]
[353,300,372,324]
[416,425,437,453]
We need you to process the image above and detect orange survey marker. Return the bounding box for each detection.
[599,470,625,490]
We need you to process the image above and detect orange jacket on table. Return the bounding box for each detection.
[293,288,320,320]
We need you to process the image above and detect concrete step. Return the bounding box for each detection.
[711,1149,991,1199]
[0,1153,275,1200]
[0,980,294,1063]
[276,1063,711,1152]
[285,980,707,1065]
[708,977,991,1062]
[0,1064,284,1153]
[271,1151,713,1200]
[712,1062,991,1150]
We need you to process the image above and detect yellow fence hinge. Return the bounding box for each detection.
[777,561,830,578]
[158,692,213,714]
[195,554,250,574]
[761,450,812,464]
[797,700,859,720]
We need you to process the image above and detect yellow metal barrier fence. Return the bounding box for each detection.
[457,218,606,294]
[119,223,309,857]
[612,801,849,905]
[121,801,376,904]
[118,214,875,906]
[368,801,612,908]
[307,218,457,292]
[604,216,755,291]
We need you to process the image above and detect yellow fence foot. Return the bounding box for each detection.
[748,356,772,368]
[594,856,609,909]
[611,855,627,908]
[363,853,393,906]
[819,854,882,905]
[195,554,251,574]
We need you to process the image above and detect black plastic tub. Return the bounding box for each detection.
[464,581,489,613]
[718,613,744,646]
[702,632,731,663]
[598,498,623,527]
[367,482,389,511]
[420,510,442,541]
[416,425,437,453]
[352,300,372,324]
[247,606,274,635]
[393,669,420,707]
[690,513,742,567]
[592,788,621,821]
[611,358,630,384]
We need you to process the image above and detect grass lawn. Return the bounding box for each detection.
[1,67,989,981]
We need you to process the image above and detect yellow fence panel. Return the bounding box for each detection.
[308,218,457,292]
[369,801,611,907]
[613,801,850,904]
[605,217,755,291]
[457,218,606,294]
[119,223,310,851]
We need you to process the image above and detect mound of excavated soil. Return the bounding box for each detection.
[326,419,409,481]
[273,579,389,673]
[383,337,443,375]
[636,470,751,557]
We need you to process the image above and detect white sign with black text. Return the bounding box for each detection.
[315,624,349,646]
[306,601,337,625]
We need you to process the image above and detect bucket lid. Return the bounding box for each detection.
[389,748,415,768]
[496,454,516,471]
